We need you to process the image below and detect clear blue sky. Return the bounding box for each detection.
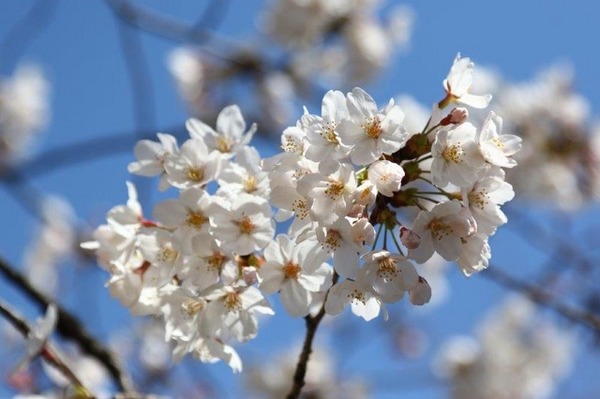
[1,1,600,398]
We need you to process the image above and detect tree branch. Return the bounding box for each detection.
[0,254,137,394]
[286,273,339,399]
[483,265,600,331]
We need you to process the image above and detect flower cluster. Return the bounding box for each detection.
[262,0,413,83]
[85,54,520,371]
[436,296,574,399]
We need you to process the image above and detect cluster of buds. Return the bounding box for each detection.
[84,54,521,371]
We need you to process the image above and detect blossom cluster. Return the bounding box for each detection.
[85,54,521,371]
[169,1,413,130]
[436,296,574,399]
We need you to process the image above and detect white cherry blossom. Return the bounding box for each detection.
[360,250,419,303]
[431,123,485,188]
[259,235,332,317]
[186,105,256,159]
[303,90,351,161]
[368,160,405,197]
[164,138,222,189]
[296,160,357,226]
[477,111,522,168]
[210,194,275,256]
[409,200,477,264]
[128,133,178,191]
[338,87,409,165]
[442,53,492,109]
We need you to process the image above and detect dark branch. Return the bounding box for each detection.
[0,254,136,394]
[287,273,339,399]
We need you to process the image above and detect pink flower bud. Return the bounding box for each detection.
[409,276,432,306]
[242,266,259,286]
[440,107,469,126]
[400,226,420,249]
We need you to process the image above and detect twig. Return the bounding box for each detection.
[482,266,600,331]
[0,299,91,394]
[0,254,137,394]
[286,273,339,399]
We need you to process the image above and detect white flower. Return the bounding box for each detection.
[456,233,491,276]
[441,53,492,109]
[367,160,405,197]
[0,64,49,161]
[409,277,432,306]
[217,146,270,199]
[210,194,275,255]
[408,200,476,264]
[201,285,274,343]
[105,261,143,308]
[296,160,357,226]
[303,90,351,161]
[324,279,384,321]
[164,138,222,189]
[477,111,522,168]
[315,217,367,278]
[259,235,332,317]
[463,170,514,235]
[128,133,178,191]
[152,187,214,254]
[431,123,485,188]
[338,87,409,165]
[178,241,237,291]
[360,250,419,303]
[186,105,256,158]
[82,182,143,269]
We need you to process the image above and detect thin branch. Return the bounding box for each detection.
[0,299,91,394]
[483,265,600,331]
[11,124,185,178]
[0,255,137,394]
[0,299,30,336]
[0,0,59,71]
[110,0,156,203]
[287,273,339,399]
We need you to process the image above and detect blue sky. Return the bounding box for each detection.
[1,1,600,398]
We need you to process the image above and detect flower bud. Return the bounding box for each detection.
[440,107,469,126]
[400,226,420,249]
[242,266,259,286]
[409,277,432,306]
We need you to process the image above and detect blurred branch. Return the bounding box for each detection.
[191,0,231,32]
[0,0,59,72]
[111,2,156,203]
[506,205,596,275]
[0,299,91,394]
[12,124,183,178]
[112,9,156,134]
[483,265,600,331]
[0,165,46,222]
[0,254,137,394]
[103,0,242,65]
